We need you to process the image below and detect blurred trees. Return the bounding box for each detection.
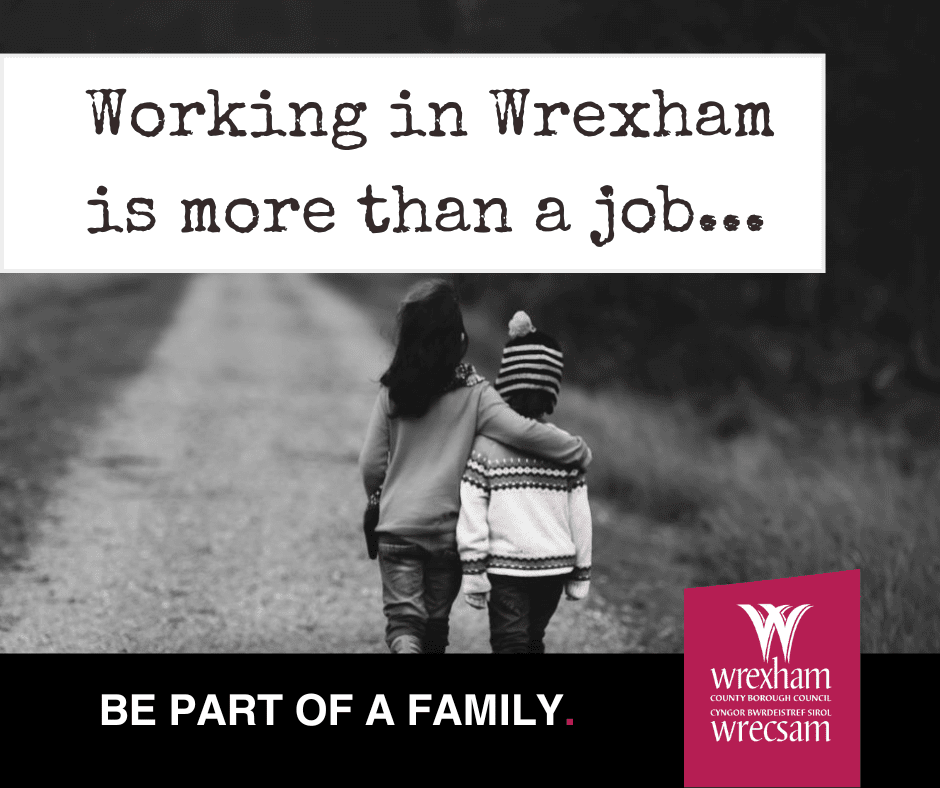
[525,2,934,421]
[456,272,940,423]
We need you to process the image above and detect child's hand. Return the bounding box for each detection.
[465,592,489,610]
[565,579,590,601]
[461,572,491,608]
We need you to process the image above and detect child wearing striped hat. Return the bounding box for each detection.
[456,311,593,654]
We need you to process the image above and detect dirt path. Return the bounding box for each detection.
[0,274,633,653]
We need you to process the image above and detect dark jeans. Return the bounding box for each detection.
[377,538,462,654]
[488,574,565,654]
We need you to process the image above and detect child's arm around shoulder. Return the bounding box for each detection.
[475,383,593,470]
[457,435,494,603]
[358,387,390,498]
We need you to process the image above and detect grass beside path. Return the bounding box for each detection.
[316,274,940,653]
[0,274,190,569]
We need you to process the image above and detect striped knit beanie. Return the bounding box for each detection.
[494,311,564,404]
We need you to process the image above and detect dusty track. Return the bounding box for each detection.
[0,274,632,653]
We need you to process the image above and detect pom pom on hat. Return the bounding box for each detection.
[508,311,537,339]
[496,311,563,404]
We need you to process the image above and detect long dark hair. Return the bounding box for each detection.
[381,279,469,418]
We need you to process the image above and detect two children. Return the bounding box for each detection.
[358,280,592,654]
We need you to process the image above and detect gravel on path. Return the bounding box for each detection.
[0,273,632,653]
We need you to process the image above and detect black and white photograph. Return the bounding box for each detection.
[0,1,933,774]
[0,267,935,654]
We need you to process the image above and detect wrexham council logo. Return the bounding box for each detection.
[738,604,813,663]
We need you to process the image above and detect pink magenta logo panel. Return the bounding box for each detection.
[684,571,860,787]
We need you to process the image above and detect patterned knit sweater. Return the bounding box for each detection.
[456,433,593,598]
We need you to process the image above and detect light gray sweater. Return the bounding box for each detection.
[457,434,592,599]
[359,374,592,549]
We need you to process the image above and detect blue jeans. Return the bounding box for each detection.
[377,537,462,654]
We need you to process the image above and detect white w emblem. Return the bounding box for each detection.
[738,604,812,663]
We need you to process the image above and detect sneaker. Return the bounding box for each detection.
[389,634,423,654]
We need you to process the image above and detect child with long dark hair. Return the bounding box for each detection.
[359,280,592,654]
